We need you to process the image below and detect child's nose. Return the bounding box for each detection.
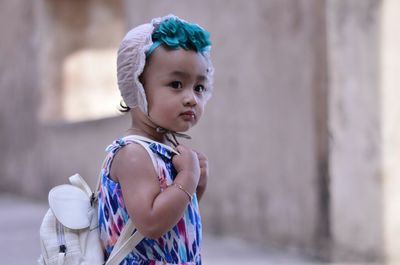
[183,90,197,106]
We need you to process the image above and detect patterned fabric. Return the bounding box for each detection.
[98,136,202,265]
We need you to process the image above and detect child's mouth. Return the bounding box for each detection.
[180,111,196,121]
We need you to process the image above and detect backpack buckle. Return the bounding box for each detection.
[90,192,97,206]
[59,244,67,254]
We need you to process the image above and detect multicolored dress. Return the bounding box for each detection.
[98,135,202,265]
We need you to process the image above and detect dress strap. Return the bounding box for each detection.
[123,136,159,175]
[123,135,179,155]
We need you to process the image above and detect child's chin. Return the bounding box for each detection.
[166,120,197,133]
[176,127,191,133]
[174,124,193,133]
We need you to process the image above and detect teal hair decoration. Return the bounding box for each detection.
[146,17,211,57]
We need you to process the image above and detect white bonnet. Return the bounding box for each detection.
[116,14,214,113]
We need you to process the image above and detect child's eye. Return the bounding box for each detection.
[169,81,182,89]
[194,85,207,93]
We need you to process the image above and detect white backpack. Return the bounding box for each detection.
[37,136,162,265]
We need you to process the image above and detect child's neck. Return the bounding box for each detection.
[128,108,189,147]
[126,126,166,144]
[128,109,167,144]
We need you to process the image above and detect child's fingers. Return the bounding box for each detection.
[173,145,199,164]
[175,145,185,154]
[198,158,207,168]
[175,145,190,156]
[194,150,207,163]
[200,167,207,177]
[193,150,205,158]
[193,150,207,166]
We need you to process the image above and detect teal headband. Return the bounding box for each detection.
[146,17,211,57]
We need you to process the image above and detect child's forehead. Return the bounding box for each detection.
[145,47,208,77]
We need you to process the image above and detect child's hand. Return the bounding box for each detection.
[172,145,200,193]
[194,150,208,201]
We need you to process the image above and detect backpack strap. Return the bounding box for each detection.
[103,135,169,265]
[105,220,143,265]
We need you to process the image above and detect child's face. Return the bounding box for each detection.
[141,46,209,132]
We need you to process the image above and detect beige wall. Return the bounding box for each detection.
[328,0,400,263]
[36,0,125,122]
[125,0,329,252]
[0,0,325,256]
[327,0,383,261]
[382,0,400,263]
[37,115,130,191]
[0,0,41,196]
[2,0,400,263]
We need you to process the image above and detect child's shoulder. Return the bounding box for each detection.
[110,138,156,182]
[113,139,151,164]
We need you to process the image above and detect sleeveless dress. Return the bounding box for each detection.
[98,136,202,265]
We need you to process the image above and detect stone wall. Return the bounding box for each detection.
[2,0,400,263]
[36,0,125,122]
[327,0,383,260]
[122,0,326,254]
[0,0,332,258]
[0,0,41,196]
[328,0,400,263]
[382,0,400,262]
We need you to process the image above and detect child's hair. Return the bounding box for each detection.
[117,14,214,113]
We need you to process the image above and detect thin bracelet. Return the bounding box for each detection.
[173,183,193,202]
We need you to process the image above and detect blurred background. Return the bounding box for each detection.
[1,0,399,264]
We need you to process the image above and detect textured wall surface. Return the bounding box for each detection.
[36,0,125,122]
[327,0,382,261]
[122,0,325,252]
[381,0,400,262]
[3,0,400,262]
[0,0,324,255]
[0,0,326,257]
[0,0,41,196]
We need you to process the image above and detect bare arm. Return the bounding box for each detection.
[111,144,200,239]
